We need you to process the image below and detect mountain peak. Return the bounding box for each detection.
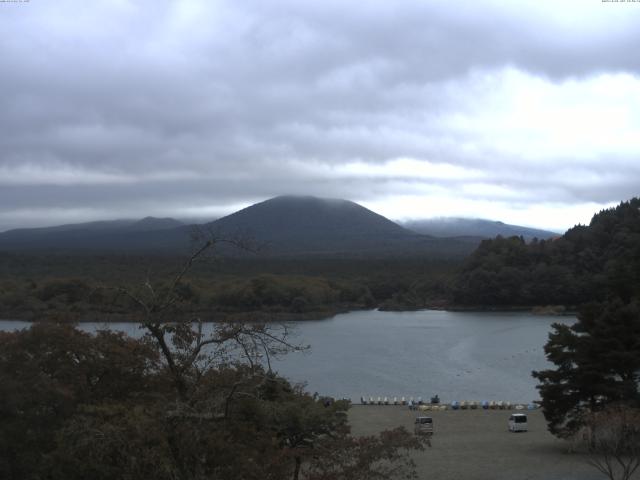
[253,195,356,208]
[208,195,418,254]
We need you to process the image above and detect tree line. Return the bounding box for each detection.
[453,198,640,307]
[0,257,456,321]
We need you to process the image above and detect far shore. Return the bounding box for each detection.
[0,306,356,324]
[424,304,577,316]
[0,303,577,324]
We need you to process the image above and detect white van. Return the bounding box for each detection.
[508,413,528,432]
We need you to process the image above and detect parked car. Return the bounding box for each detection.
[414,416,434,436]
[508,413,528,432]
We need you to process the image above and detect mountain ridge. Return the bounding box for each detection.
[402,217,559,240]
[0,217,184,236]
[204,195,421,254]
[0,196,551,257]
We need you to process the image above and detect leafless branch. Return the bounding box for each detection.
[578,405,640,480]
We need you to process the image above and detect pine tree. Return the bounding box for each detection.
[533,298,640,437]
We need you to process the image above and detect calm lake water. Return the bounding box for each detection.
[0,310,575,403]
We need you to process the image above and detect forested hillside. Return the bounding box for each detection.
[0,253,456,321]
[453,198,640,307]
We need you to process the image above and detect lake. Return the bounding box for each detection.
[0,309,574,403]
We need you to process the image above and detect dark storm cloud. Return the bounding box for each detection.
[1,0,639,230]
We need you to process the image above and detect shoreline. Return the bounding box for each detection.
[0,303,577,324]
[0,305,360,324]
[381,303,577,316]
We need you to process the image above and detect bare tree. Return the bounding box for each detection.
[103,232,304,400]
[574,405,640,480]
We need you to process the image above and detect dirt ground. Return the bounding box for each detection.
[348,406,623,480]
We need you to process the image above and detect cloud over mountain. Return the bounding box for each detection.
[1,0,639,231]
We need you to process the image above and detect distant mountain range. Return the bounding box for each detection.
[1,217,185,236]
[402,218,559,240]
[0,196,556,257]
[0,217,190,253]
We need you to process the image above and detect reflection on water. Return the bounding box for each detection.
[0,309,575,403]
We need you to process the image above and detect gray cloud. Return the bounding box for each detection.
[1,0,639,231]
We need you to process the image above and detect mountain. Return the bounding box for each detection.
[0,196,478,257]
[206,196,416,253]
[202,196,480,256]
[0,217,183,236]
[0,219,135,236]
[402,218,559,240]
[0,217,187,253]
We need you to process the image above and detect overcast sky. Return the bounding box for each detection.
[1,0,639,232]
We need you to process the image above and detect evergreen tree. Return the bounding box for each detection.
[454,197,640,308]
[533,298,640,437]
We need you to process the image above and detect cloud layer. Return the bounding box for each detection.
[1,0,639,231]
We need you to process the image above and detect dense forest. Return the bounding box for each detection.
[0,254,455,321]
[453,198,640,308]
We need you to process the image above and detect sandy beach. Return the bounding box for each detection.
[348,406,617,480]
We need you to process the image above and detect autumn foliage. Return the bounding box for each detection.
[0,323,425,480]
